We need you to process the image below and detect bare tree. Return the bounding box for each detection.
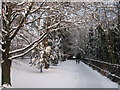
[1,2,67,86]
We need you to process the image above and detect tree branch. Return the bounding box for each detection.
[10,14,23,24]
[9,32,49,59]
[26,11,45,25]
[9,20,61,55]
[10,2,34,40]
[9,32,48,55]
[18,33,30,44]
[30,2,45,14]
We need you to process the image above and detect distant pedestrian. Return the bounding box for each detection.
[40,62,44,72]
[76,53,81,64]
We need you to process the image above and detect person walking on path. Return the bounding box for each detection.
[76,53,81,64]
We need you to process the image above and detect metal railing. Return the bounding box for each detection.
[82,58,120,83]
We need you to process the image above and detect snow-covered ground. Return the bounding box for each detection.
[0,60,118,88]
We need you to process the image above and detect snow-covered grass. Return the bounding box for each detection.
[0,60,118,88]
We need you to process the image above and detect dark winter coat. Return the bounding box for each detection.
[76,54,81,59]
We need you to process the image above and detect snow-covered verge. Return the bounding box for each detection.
[0,60,118,88]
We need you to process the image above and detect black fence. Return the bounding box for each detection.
[82,58,120,83]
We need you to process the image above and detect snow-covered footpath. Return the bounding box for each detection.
[0,60,118,88]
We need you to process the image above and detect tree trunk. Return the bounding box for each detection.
[1,40,12,86]
[44,61,49,69]
[1,60,12,86]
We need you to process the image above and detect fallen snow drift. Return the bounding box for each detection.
[0,60,118,88]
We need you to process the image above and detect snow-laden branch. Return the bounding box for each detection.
[24,29,38,39]
[40,15,56,19]
[0,41,4,45]
[0,48,5,52]
[49,26,68,32]
[18,33,30,44]
[2,12,9,25]
[17,2,26,6]
[0,33,2,38]
[2,28,8,34]
[26,11,45,25]
[30,1,45,14]
[9,32,49,60]
[46,22,61,30]
[26,14,56,25]
[10,2,34,40]
[61,20,76,24]
[9,18,62,58]
[10,27,17,33]
[10,32,48,55]
[10,14,23,24]
[35,21,61,32]
[18,33,44,52]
